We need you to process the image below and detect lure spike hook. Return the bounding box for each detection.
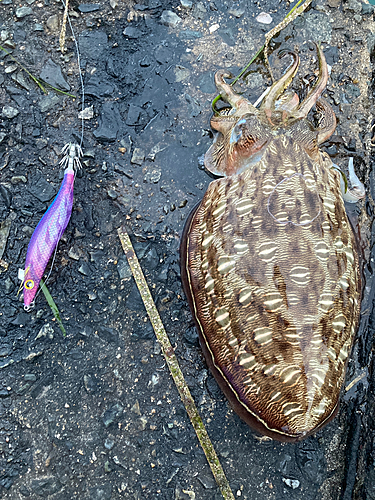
[59,143,83,171]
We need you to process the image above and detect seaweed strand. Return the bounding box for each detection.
[117,227,235,500]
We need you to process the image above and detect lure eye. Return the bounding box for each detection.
[25,279,35,290]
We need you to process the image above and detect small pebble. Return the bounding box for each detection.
[131,400,141,416]
[228,7,245,17]
[21,210,33,218]
[78,263,91,276]
[5,65,17,74]
[78,3,101,12]
[78,105,94,120]
[22,226,34,237]
[0,345,11,357]
[4,278,14,295]
[117,255,132,279]
[209,24,220,33]
[102,403,123,427]
[40,58,70,91]
[104,437,114,450]
[46,14,59,31]
[2,106,19,119]
[282,478,300,489]
[150,373,159,387]
[123,26,141,39]
[126,104,142,126]
[74,228,85,239]
[1,31,10,42]
[11,175,27,184]
[131,148,145,165]
[12,71,31,91]
[80,326,93,337]
[256,12,273,24]
[144,169,161,184]
[2,38,15,49]
[107,189,118,199]
[192,2,206,19]
[16,6,33,18]
[160,10,181,27]
[68,247,80,261]
[39,94,61,113]
[197,473,216,489]
[138,416,148,431]
[363,3,374,14]
[179,30,202,40]
[35,323,54,340]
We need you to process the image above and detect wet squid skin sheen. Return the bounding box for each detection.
[180,45,363,442]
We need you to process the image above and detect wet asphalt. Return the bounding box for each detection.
[1,0,375,499]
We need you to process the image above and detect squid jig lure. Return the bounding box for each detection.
[20,143,82,310]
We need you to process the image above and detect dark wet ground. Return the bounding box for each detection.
[1,0,375,498]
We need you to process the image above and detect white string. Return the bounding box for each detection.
[60,0,85,147]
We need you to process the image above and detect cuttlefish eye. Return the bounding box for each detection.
[25,279,35,290]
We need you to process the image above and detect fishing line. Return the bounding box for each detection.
[60,0,85,147]
[41,1,85,290]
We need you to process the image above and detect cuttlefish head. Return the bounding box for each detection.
[205,43,335,177]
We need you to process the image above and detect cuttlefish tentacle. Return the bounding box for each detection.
[262,50,300,115]
[294,43,329,119]
[215,71,258,113]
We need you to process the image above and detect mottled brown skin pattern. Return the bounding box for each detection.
[181,46,361,442]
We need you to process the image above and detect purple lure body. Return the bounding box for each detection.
[23,168,75,308]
